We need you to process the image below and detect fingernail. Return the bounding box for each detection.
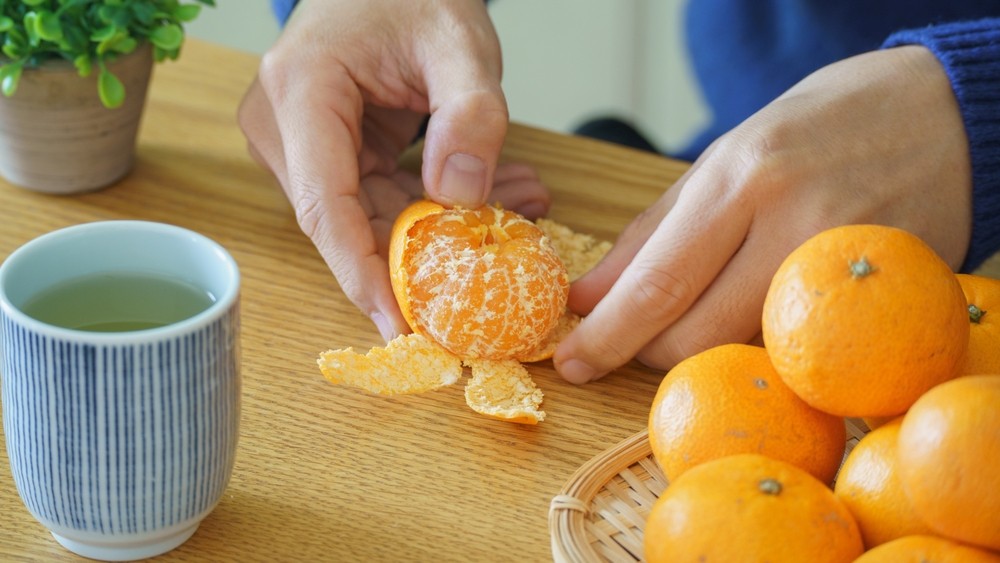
[558,358,598,384]
[371,312,397,343]
[439,153,486,208]
[515,201,547,220]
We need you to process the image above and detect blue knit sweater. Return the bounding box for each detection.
[269,0,1000,271]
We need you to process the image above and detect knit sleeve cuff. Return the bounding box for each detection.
[883,19,1000,272]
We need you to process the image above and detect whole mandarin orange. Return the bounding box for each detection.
[762,225,968,417]
[648,343,846,484]
[956,273,1000,375]
[644,453,863,563]
[833,417,934,549]
[897,375,1000,552]
[854,535,1000,563]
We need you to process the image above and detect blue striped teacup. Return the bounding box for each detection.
[0,221,240,561]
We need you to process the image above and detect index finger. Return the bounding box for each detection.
[262,59,409,341]
[553,173,752,383]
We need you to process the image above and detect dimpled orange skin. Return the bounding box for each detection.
[897,375,1000,552]
[389,200,569,360]
[854,535,1000,563]
[762,225,969,418]
[648,343,846,485]
[956,274,1000,376]
[833,418,934,549]
[643,454,864,563]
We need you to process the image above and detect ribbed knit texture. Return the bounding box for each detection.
[884,19,1000,272]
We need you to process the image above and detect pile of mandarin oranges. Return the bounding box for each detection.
[644,224,1000,562]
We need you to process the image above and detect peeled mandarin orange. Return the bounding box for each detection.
[833,417,934,549]
[897,375,1000,551]
[389,200,569,360]
[644,453,864,563]
[854,535,1000,563]
[956,273,1000,375]
[762,224,969,418]
[648,343,846,484]
[319,203,611,424]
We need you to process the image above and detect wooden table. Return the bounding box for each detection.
[0,39,681,561]
[2,40,997,562]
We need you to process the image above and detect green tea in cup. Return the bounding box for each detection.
[21,271,216,332]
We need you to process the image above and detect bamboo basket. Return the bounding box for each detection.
[548,420,871,562]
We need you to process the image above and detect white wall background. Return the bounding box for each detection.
[185,0,708,154]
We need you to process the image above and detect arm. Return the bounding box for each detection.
[883,18,1000,272]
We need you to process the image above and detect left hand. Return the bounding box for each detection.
[554,45,973,383]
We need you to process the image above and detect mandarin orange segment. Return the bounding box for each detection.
[317,333,462,395]
[463,359,545,424]
[391,202,569,360]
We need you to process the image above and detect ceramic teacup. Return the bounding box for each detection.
[0,221,241,561]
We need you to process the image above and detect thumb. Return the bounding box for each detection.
[421,63,508,209]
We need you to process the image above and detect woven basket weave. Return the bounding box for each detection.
[549,420,871,562]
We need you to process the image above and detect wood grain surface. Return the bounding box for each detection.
[1,40,995,562]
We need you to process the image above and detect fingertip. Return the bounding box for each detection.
[554,342,603,384]
[513,201,548,221]
[435,153,488,208]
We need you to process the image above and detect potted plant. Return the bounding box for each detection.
[0,0,214,194]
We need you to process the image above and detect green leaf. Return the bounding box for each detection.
[97,5,118,24]
[149,24,183,51]
[34,10,63,42]
[96,29,127,55]
[0,16,14,32]
[174,4,201,22]
[98,68,125,109]
[0,63,22,97]
[23,12,39,46]
[73,53,91,76]
[22,0,46,6]
[113,36,137,54]
[131,2,156,25]
[90,25,117,42]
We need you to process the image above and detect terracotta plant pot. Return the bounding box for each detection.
[0,43,153,195]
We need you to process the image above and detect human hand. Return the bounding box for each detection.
[554,45,973,383]
[238,0,549,341]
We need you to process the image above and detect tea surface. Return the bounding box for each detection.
[22,271,216,332]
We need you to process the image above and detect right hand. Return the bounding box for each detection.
[238,0,549,341]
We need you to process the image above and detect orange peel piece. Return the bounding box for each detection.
[464,359,545,425]
[317,333,462,395]
[535,218,613,282]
